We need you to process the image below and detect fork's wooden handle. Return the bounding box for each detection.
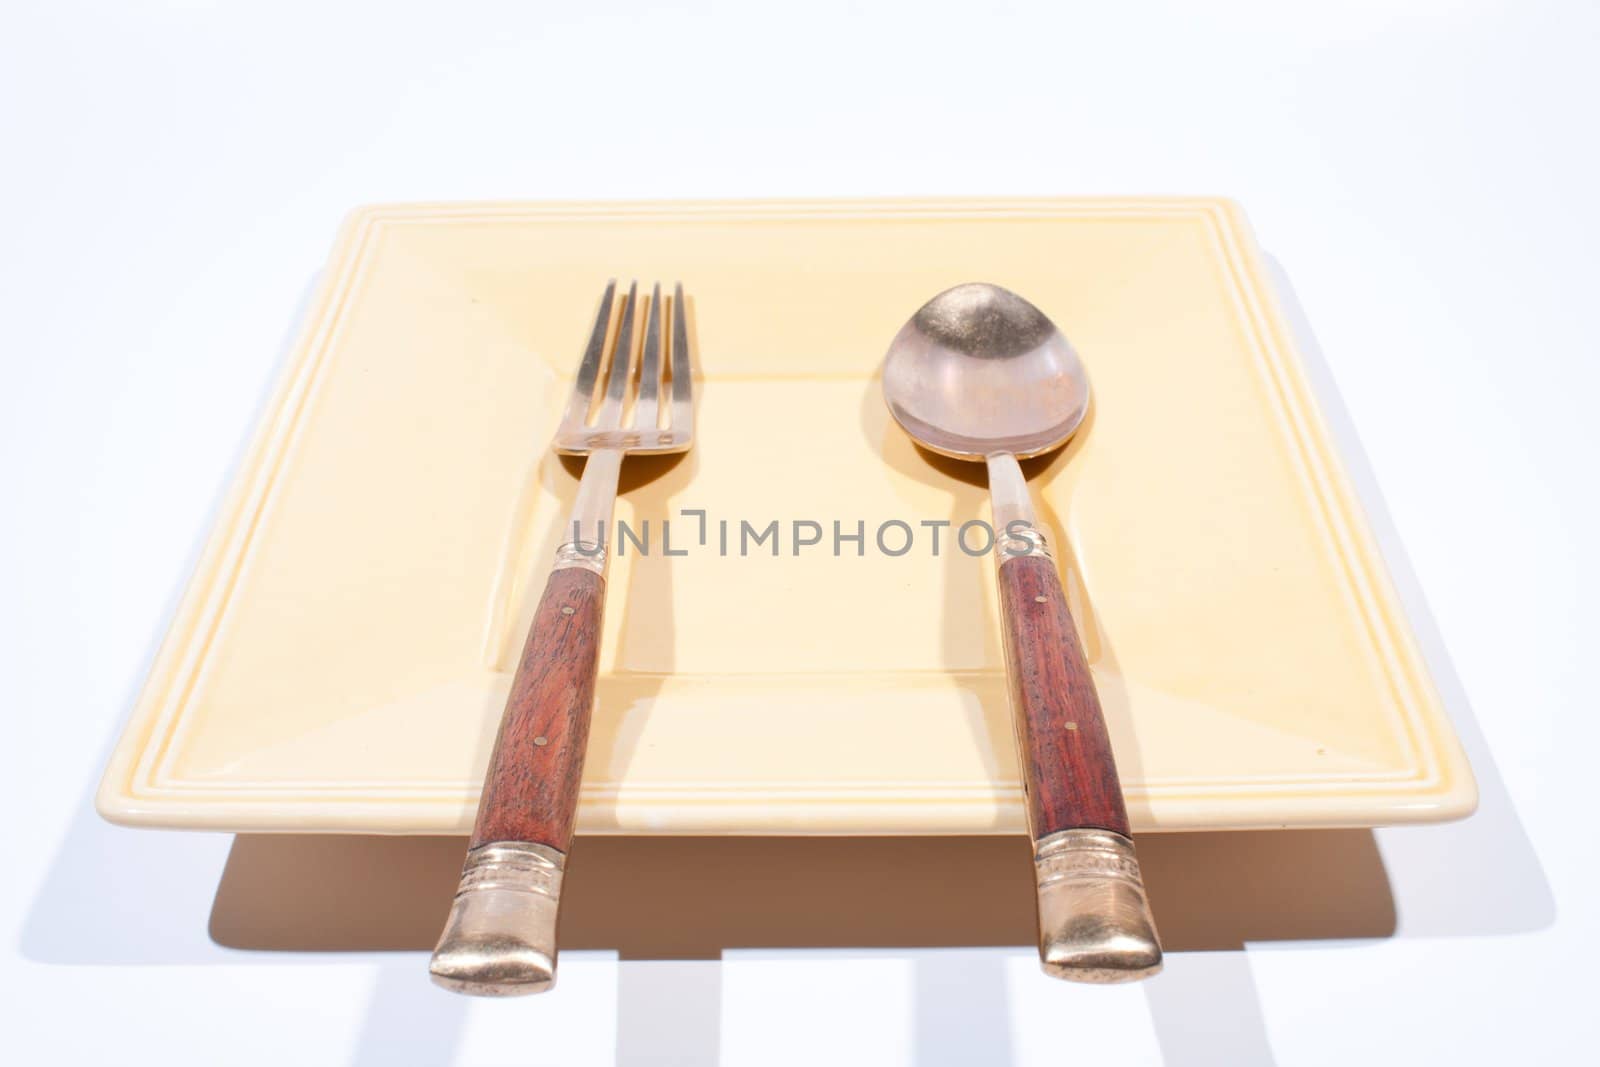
[473,566,605,848]
[430,566,604,996]
[996,553,1162,983]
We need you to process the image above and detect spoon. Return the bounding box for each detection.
[882,282,1162,983]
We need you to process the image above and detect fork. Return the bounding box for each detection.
[430,280,694,996]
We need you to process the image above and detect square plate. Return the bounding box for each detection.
[97,198,1476,833]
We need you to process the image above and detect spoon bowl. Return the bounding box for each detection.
[882,282,1090,461]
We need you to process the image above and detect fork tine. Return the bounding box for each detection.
[564,280,616,425]
[632,283,663,431]
[593,281,637,428]
[669,283,693,431]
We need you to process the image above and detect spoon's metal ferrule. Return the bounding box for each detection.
[429,841,567,996]
[1033,829,1163,983]
[987,452,1053,561]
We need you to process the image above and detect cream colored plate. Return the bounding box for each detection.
[97,198,1475,834]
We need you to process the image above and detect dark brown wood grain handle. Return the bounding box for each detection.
[997,553,1129,837]
[471,566,605,851]
[996,552,1162,981]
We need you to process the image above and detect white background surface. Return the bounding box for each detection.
[2,1,1595,1063]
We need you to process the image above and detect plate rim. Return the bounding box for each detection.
[96,196,1478,834]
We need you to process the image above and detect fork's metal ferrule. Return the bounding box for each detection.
[554,447,624,576]
[429,841,567,996]
[986,452,1053,562]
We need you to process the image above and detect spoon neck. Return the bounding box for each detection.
[985,452,1039,542]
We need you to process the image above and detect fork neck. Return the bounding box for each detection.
[553,448,626,578]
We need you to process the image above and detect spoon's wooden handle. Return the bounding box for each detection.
[997,554,1127,836]
[429,566,605,996]
[996,553,1162,982]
